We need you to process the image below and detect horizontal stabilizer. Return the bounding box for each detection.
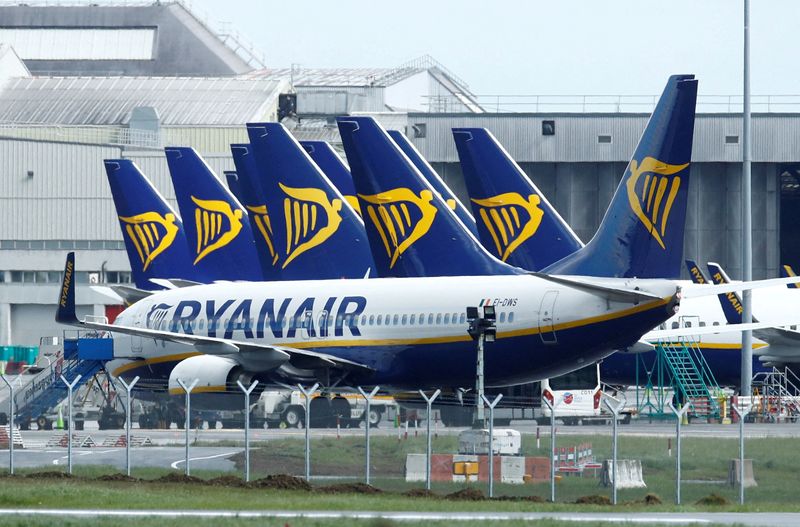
[681,276,800,298]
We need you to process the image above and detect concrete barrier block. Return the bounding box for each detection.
[405,453,427,482]
[525,456,550,482]
[601,459,646,488]
[501,455,525,484]
[728,459,757,488]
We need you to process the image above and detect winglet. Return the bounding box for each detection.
[56,252,79,325]
[706,261,748,325]
[685,259,709,284]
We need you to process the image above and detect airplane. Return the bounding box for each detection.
[385,129,479,237]
[299,140,362,216]
[164,147,264,282]
[103,159,201,294]
[452,126,583,271]
[781,264,799,289]
[244,123,375,280]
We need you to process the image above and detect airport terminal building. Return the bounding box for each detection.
[1,1,800,346]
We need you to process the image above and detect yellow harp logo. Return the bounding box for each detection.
[344,195,362,216]
[280,183,343,268]
[471,192,544,262]
[119,212,179,271]
[359,188,438,268]
[245,205,279,265]
[191,197,244,264]
[626,157,689,250]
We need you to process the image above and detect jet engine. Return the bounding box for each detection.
[168,355,263,411]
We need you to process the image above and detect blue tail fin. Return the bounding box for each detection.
[224,170,242,202]
[706,262,748,324]
[337,116,518,277]
[685,259,709,284]
[164,147,263,281]
[781,264,800,289]
[385,130,479,238]
[452,127,583,271]
[104,159,200,290]
[543,75,698,278]
[230,143,282,278]
[300,141,362,216]
[245,123,375,279]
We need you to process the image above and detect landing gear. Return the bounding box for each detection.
[282,406,304,428]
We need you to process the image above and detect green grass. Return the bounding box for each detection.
[0,519,733,527]
[0,433,796,513]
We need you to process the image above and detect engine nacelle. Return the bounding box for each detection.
[168,355,262,411]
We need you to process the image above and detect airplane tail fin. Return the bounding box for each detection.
[224,170,242,202]
[685,259,709,284]
[104,159,199,290]
[385,130,478,237]
[781,264,800,289]
[230,143,283,277]
[164,147,263,281]
[300,141,362,216]
[245,123,375,279]
[337,116,518,277]
[452,127,583,271]
[55,252,78,324]
[544,75,698,278]
[706,261,750,324]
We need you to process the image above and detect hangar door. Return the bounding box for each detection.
[780,165,800,268]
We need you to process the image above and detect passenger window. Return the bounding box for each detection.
[393,314,399,325]
[369,315,375,325]
[376,315,382,325]
[672,322,679,329]
[401,314,408,325]
[713,321,719,326]
[459,313,466,324]
[410,314,416,325]
[361,315,367,326]
[385,314,391,325]
[699,321,706,327]
[499,312,506,323]
[428,314,434,325]
[685,321,692,328]
[508,312,515,323]
[199,319,205,330]
[444,313,450,324]
[419,313,424,324]
[436,314,442,325]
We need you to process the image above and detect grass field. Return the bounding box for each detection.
[0,432,797,516]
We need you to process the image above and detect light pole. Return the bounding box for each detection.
[741,0,753,399]
[467,305,496,426]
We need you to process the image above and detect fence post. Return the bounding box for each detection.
[60,374,81,475]
[667,401,690,504]
[418,389,441,491]
[237,380,259,483]
[541,397,557,502]
[358,386,380,485]
[481,394,503,498]
[0,375,14,475]
[117,376,139,477]
[603,399,623,505]
[731,404,749,505]
[176,378,198,476]
[297,383,319,481]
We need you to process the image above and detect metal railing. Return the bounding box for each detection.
[423,94,800,113]
[0,123,161,148]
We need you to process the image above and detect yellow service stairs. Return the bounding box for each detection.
[657,338,721,421]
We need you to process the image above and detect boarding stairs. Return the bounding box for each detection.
[5,336,109,427]
[101,434,153,447]
[45,433,96,448]
[751,367,800,421]
[656,337,721,420]
[0,425,24,448]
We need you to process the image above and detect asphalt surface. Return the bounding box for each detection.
[0,509,798,525]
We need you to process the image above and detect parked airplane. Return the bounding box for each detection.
[104,159,201,291]
[164,147,263,281]
[300,141,362,216]
[245,123,375,280]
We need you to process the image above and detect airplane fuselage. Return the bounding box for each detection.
[106,274,680,391]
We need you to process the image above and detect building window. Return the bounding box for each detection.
[598,134,612,144]
[725,135,740,144]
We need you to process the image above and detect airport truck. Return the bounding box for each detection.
[252,390,398,429]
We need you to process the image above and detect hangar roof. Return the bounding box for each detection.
[0,75,289,126]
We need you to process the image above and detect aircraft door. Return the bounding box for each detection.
[538,290,558,344]
[131,311,143,353]
[300,310,315,340]
[317,310,330,338]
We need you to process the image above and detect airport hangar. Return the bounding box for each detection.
[0,1,799,350]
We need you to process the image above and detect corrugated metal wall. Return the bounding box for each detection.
[410,113,800,164]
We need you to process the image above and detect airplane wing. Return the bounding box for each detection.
[56,253,373,375]
[529,273,663,303]
[148,278,204,289]
[680,275,800,298]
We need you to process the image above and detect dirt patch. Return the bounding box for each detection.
[316,482,383,495]
[494,495,546,502]
[152,473,205,485]
[575,494,612,505]
[445,487,486,501]
[696,493,730,506]
[402,488,437,498]
[642,493,663,505]
[25,471,73,479]
[248,474,312,492]
[96,474,141,483]
[206,475,246,487]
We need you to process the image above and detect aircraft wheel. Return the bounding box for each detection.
[283,406,304,428]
